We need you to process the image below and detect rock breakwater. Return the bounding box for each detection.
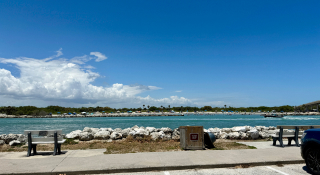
[0,125,298,146]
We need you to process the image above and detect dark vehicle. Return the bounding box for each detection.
[301,128,320,175]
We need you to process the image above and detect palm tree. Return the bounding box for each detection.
[143,104,145,110]
[168,105,170,111]
[147,105,150,109]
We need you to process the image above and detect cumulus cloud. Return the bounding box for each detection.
[90,52,107,62]
[0,49,193,107]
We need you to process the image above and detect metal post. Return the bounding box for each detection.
[294,126,300,147]
[53,132,57,156]
[279,127,284,148]
[27,132,32,157]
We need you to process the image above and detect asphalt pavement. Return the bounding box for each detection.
[96,164,310,175]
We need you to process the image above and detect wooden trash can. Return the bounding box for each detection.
[179,126,204,150]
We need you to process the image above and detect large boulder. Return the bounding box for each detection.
[172,129,180,140]
[110,132,122,140]
[83,127,92,132]
[0,140,5,145]
[113,128,122,133]
[94,131,110,140]
[139,126,145,130]
[255,126,268,132]
[83,127,99,134]
[173,128,180,135]
[208,128,221,133]
[150,132,160,140]
[99,128,113,132]
[4,134,19,144]
[131,125,139,130]
[120,128,131,138]
[16,134,26,143]
[221,128,231,133]
[66,130,82,139]
[245,126,252,131]
[240,132,248,140]
[229,132,240,139]
[150,131,165,141]
[146,127,156,133]
[247,129,259,139]
[172,133,180,140]
[160,127,173,134]
[219,132,228,139]
[0,134,6,140]
[259,131,269,139]
[136,129,149,136]
[231,127,246,132]
[79,132,94,141]
[268,126,276,130]
[254,126,262,131]
[9,140,20,146]
[162,133,172,141]
[129,128,149,138]
[90,128,99,135]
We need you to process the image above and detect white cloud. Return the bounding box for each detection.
[43,48,63,61]
[0,49,193,107]
[175,90,182,92]
[90,52,107,62]
[83,65,95,69]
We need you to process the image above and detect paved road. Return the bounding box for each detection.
[98,164,311,175]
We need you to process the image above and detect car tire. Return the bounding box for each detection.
[306,147,320,175]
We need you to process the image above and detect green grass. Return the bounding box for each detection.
[248,146,257,149]
[64,138,78,145]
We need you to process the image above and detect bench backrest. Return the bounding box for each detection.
[31,137,64,142]
[277,131,304,136]
[24,130,63,143]
[276,125,320,130]
[24,130,63,136]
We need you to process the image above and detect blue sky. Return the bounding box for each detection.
[0,1,319,108]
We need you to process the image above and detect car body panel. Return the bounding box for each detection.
[300,129,320,159]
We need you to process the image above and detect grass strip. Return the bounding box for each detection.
[0,138,256,153]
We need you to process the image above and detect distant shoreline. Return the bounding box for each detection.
[0,112,319,118]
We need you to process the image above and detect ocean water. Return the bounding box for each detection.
[1,114,319,134]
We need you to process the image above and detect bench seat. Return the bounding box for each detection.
[30,140,66,144]
[271,134,303,138]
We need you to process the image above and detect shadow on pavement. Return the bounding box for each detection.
[302,165,312,174]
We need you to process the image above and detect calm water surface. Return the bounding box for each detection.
[1,114,320,134]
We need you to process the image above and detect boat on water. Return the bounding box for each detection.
[263,114,284,118]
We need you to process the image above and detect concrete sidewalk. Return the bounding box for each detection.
[0,141,304,175]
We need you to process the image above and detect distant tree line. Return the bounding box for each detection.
[0,105,296,115]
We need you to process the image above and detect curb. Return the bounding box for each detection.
[2,160,305,175]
